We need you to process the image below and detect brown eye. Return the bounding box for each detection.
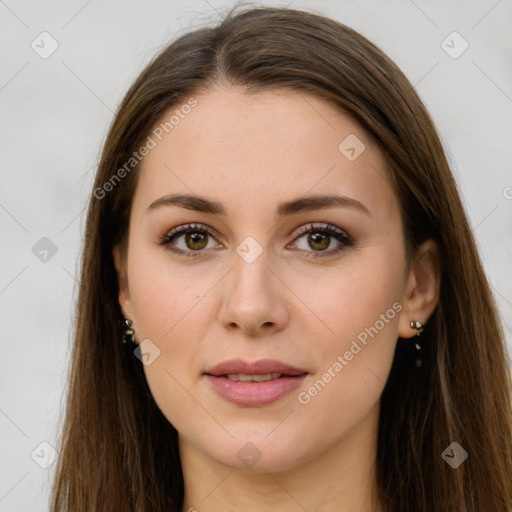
[290,223,354,257]
[185,232,208,250]
[160,223,221,257]
[307,232,331,251]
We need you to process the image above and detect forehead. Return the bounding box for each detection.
[134,85,397,221]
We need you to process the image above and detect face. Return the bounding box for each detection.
[113,85,435,473]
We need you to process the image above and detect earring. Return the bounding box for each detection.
[120,318,136,345]
[410,320,424,367]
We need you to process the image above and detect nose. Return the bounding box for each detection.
[217,250,289,336]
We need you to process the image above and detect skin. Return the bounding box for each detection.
[113,84,441,512]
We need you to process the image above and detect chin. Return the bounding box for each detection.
[207,433,309,474]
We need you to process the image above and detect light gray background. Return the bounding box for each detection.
[1,0,511,510]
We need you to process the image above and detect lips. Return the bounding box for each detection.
[205,358,307,377]
[204,358,308,406]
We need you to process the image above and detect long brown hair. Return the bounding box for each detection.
[50,5,512,511]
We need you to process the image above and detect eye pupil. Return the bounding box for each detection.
[308,232,330,251]
[186,232,208,250]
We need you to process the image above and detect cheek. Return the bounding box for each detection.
[126,251,216,425]
[128,242,209,342]
[290,256,403,423]
[292,253,403,351]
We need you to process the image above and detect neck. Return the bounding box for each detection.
[179,403,383,512]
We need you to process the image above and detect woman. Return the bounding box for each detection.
[50,5,512,511]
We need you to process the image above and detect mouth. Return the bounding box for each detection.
[204,359,308,406]
[217,372,288,382]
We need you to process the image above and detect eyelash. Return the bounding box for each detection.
[159,222,354,259]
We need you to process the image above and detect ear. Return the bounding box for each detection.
[397,238,441,338]
[112,244,135,321]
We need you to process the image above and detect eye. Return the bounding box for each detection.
[160,222,354,259]
[288,223,354,257]
[159,223,221,258]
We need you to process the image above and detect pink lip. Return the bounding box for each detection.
[204,358,308,407]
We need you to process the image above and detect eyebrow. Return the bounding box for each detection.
[146,193,372,218]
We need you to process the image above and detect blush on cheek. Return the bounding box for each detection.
[316,303,399,382]
[130,275,201,339]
